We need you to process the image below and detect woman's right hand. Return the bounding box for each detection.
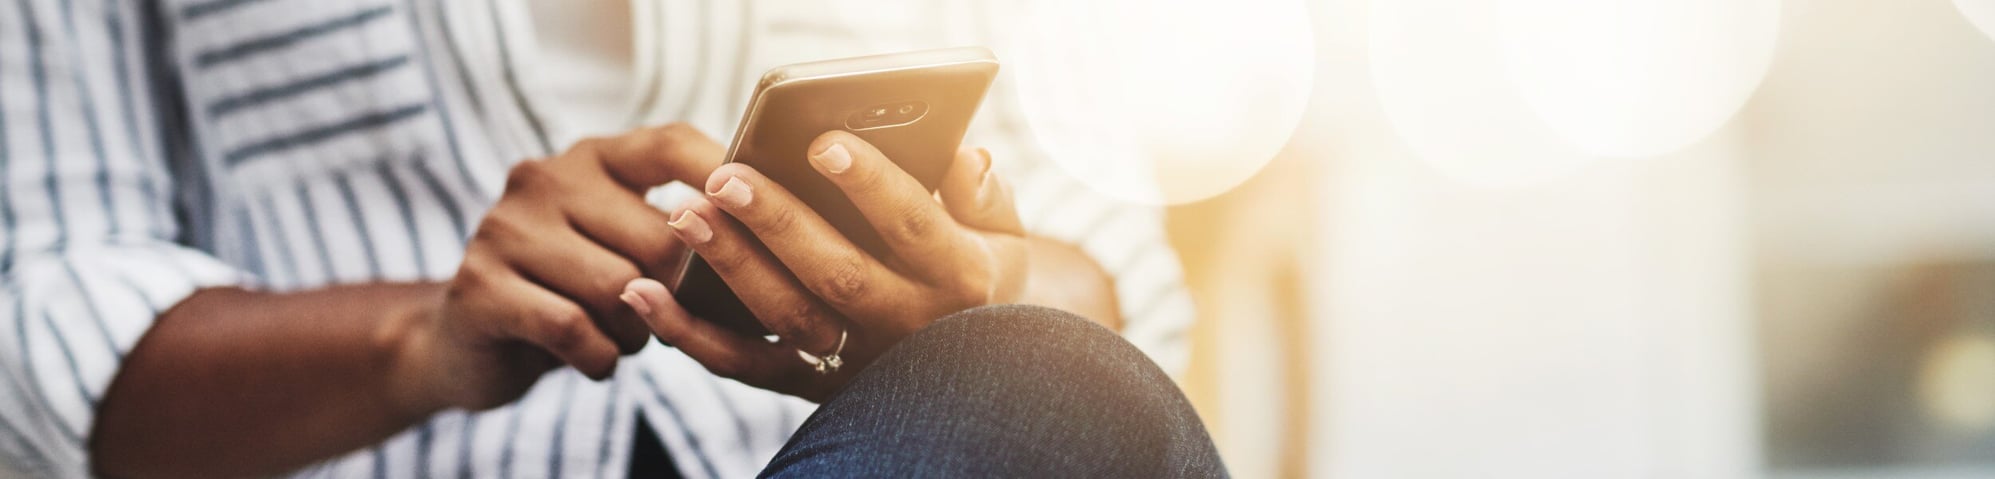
[394,123,725,411]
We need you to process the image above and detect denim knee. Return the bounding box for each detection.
[903,304,1164,388]
[764,305,1225,478]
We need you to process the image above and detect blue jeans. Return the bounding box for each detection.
[759,305,1227,478]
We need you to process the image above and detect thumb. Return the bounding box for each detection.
[937,147,1024,235]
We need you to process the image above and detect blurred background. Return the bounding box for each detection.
[1001,0,1995,477]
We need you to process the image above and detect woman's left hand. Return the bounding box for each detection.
[621,130,1028,401]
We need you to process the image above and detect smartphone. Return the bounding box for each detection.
[670,47,1000,336]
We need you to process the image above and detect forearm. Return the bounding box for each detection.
[91,283,447,479]
[1020,236,1121,330]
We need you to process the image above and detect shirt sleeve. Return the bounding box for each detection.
[953,4,1198,377]
[0,1,245,476]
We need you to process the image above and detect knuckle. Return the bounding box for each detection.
[442,276,478,311]
[621,128,669,156]
[503,159,557,194]
[893,206,940,241]
[699,243,743,272]
[570,136,612,156]
[538,306,590,351]
[700,257,739,279]
[449,257,497,295]
[592,264,641,299]
[657,122,701,143]
[470,209,525,246]
[655,123,710,169]
[785,303,842,352]
[757,204,800,235]
[783,299,828,332]
[615,123,698,162]
[813,260,869,307]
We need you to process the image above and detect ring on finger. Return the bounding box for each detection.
[796,329,848,374]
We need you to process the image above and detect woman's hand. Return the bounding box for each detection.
[622,131,1028,401]
[400,124,720,412]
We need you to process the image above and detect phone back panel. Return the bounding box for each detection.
[675,48,998,335]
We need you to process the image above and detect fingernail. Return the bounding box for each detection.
[812,143,852,174]
[667,209,714,244]
[974,148,995,205]
[974,148,993,177]
[620,290,653,316]
[709,177,752,208]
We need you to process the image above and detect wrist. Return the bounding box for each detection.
[378,283,451,421]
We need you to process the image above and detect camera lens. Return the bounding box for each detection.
[846,102,927,131]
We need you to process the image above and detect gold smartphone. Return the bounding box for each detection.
[672,47,1000,335]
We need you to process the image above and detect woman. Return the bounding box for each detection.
[0,0,1220,476]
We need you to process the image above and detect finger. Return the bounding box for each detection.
[563,189,687,277]
[936,147,1024,235]
[791,130,981,281]
[486,210,652,354]
[697,164,908,316]
[578,122,726,191]
[665,198,851,354]
[454,259,621,379]
[620,278,821,394]
[504,127,698,284]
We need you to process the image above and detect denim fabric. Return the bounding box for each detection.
[759,305,1227,478]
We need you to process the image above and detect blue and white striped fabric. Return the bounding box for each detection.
[0,0,1196,477]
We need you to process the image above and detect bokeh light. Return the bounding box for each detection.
[1369,0,1779,187]
[1919,335,1995,432]
[1958,0,1995,41]
[1368,0,1593,187]
[1009,0,1315,205]
[1501,0,1779,158]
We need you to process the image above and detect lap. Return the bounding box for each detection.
[760,304,1226,478]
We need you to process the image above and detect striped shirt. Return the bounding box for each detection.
[0,0,1197,478]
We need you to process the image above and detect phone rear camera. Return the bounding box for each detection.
[846,101,929,131]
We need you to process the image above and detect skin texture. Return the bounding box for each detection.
[89,124,1120,478]
[93,123,716,478]
[624,130,1113,400]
